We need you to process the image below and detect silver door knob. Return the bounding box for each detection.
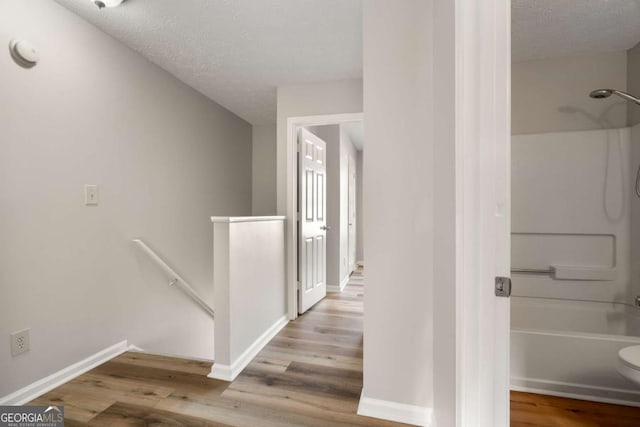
[321,225,331,230]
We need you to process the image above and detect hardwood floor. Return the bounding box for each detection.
[29,270,407,426]
[510,391,640,427]
[28,267,640,426]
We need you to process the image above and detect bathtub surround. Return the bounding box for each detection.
[511,122,640,403]
[511,298,640,406]
[511,128,632,304]
[632,123,640,303]
[0,0,251,399]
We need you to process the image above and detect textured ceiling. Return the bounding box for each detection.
[55,0,640,123]
[55,0,362,125]
[513,0,640,62]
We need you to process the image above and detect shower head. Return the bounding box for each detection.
[589,88,640,106]
[589,89,613,99]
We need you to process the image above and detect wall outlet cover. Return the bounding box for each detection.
[11,329,30,357]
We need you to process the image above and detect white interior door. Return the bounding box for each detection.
[348,154,356,273]
[298,128,327,314]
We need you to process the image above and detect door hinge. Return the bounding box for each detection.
[495,276,511,297]
[297,281,301,290]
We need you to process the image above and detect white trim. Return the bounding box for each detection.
[357,390,433,426]
[126,345,213,363]
[285,113,364,320]
[327,275,350,293]
[452,0,511,425]
[208,315,288,382]
[511,377,640,408]
[0,340,129,405]
[211,216,286,223]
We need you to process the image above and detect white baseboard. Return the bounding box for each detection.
[327,275,350,293]
[0,340,129,405]
[511,376,640,407]
[126,346,213,363]
[357,390,433,426]
[208,315,288,382]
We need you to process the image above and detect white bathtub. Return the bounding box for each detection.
[511,297,640,406]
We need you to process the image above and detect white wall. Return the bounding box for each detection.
[212,218,286,377]
[431,0,456,423]
[362,0,433,410]
[356,150,364,263]
[251,124,277,215]
[276,79,363,213]
[0,0,252,398]
[512,52,628,135]
[340,128,358,279]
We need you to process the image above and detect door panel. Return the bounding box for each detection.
[348,154,357,272]
[298,128,327,314]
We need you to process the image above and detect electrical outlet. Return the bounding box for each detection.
[11,329,30,356]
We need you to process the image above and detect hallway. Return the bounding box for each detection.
[28,271,407,426]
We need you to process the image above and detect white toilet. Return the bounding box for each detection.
[617,346,640,385]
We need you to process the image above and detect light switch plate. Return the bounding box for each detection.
[85,185,98,206]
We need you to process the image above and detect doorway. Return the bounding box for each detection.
[285,113,363,317]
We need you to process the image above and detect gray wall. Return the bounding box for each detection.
[512,51,628,134]
[0,0,252,398]
[363,0,433,408]
[356,149,364,263]
[628,42,640,126]
[339,127,358,277]
[251,124,277,215]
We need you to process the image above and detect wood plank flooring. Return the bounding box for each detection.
[510,391,640,427]
[28,269,406,426]
[28,267,640,426]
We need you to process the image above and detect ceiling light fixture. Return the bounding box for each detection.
[92,0,125,9]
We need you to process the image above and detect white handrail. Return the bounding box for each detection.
[132,239,215,319]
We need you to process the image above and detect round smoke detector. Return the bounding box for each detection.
[93,0,125,9]
[9,39,39,68]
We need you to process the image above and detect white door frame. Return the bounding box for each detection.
[285,113,364,320]
[454,0,511,425]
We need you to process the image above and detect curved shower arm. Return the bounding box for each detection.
[610,90,640,106]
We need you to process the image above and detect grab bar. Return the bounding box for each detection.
[132,239,215,319]
[511,265,615,281]
[511,267,554,275]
